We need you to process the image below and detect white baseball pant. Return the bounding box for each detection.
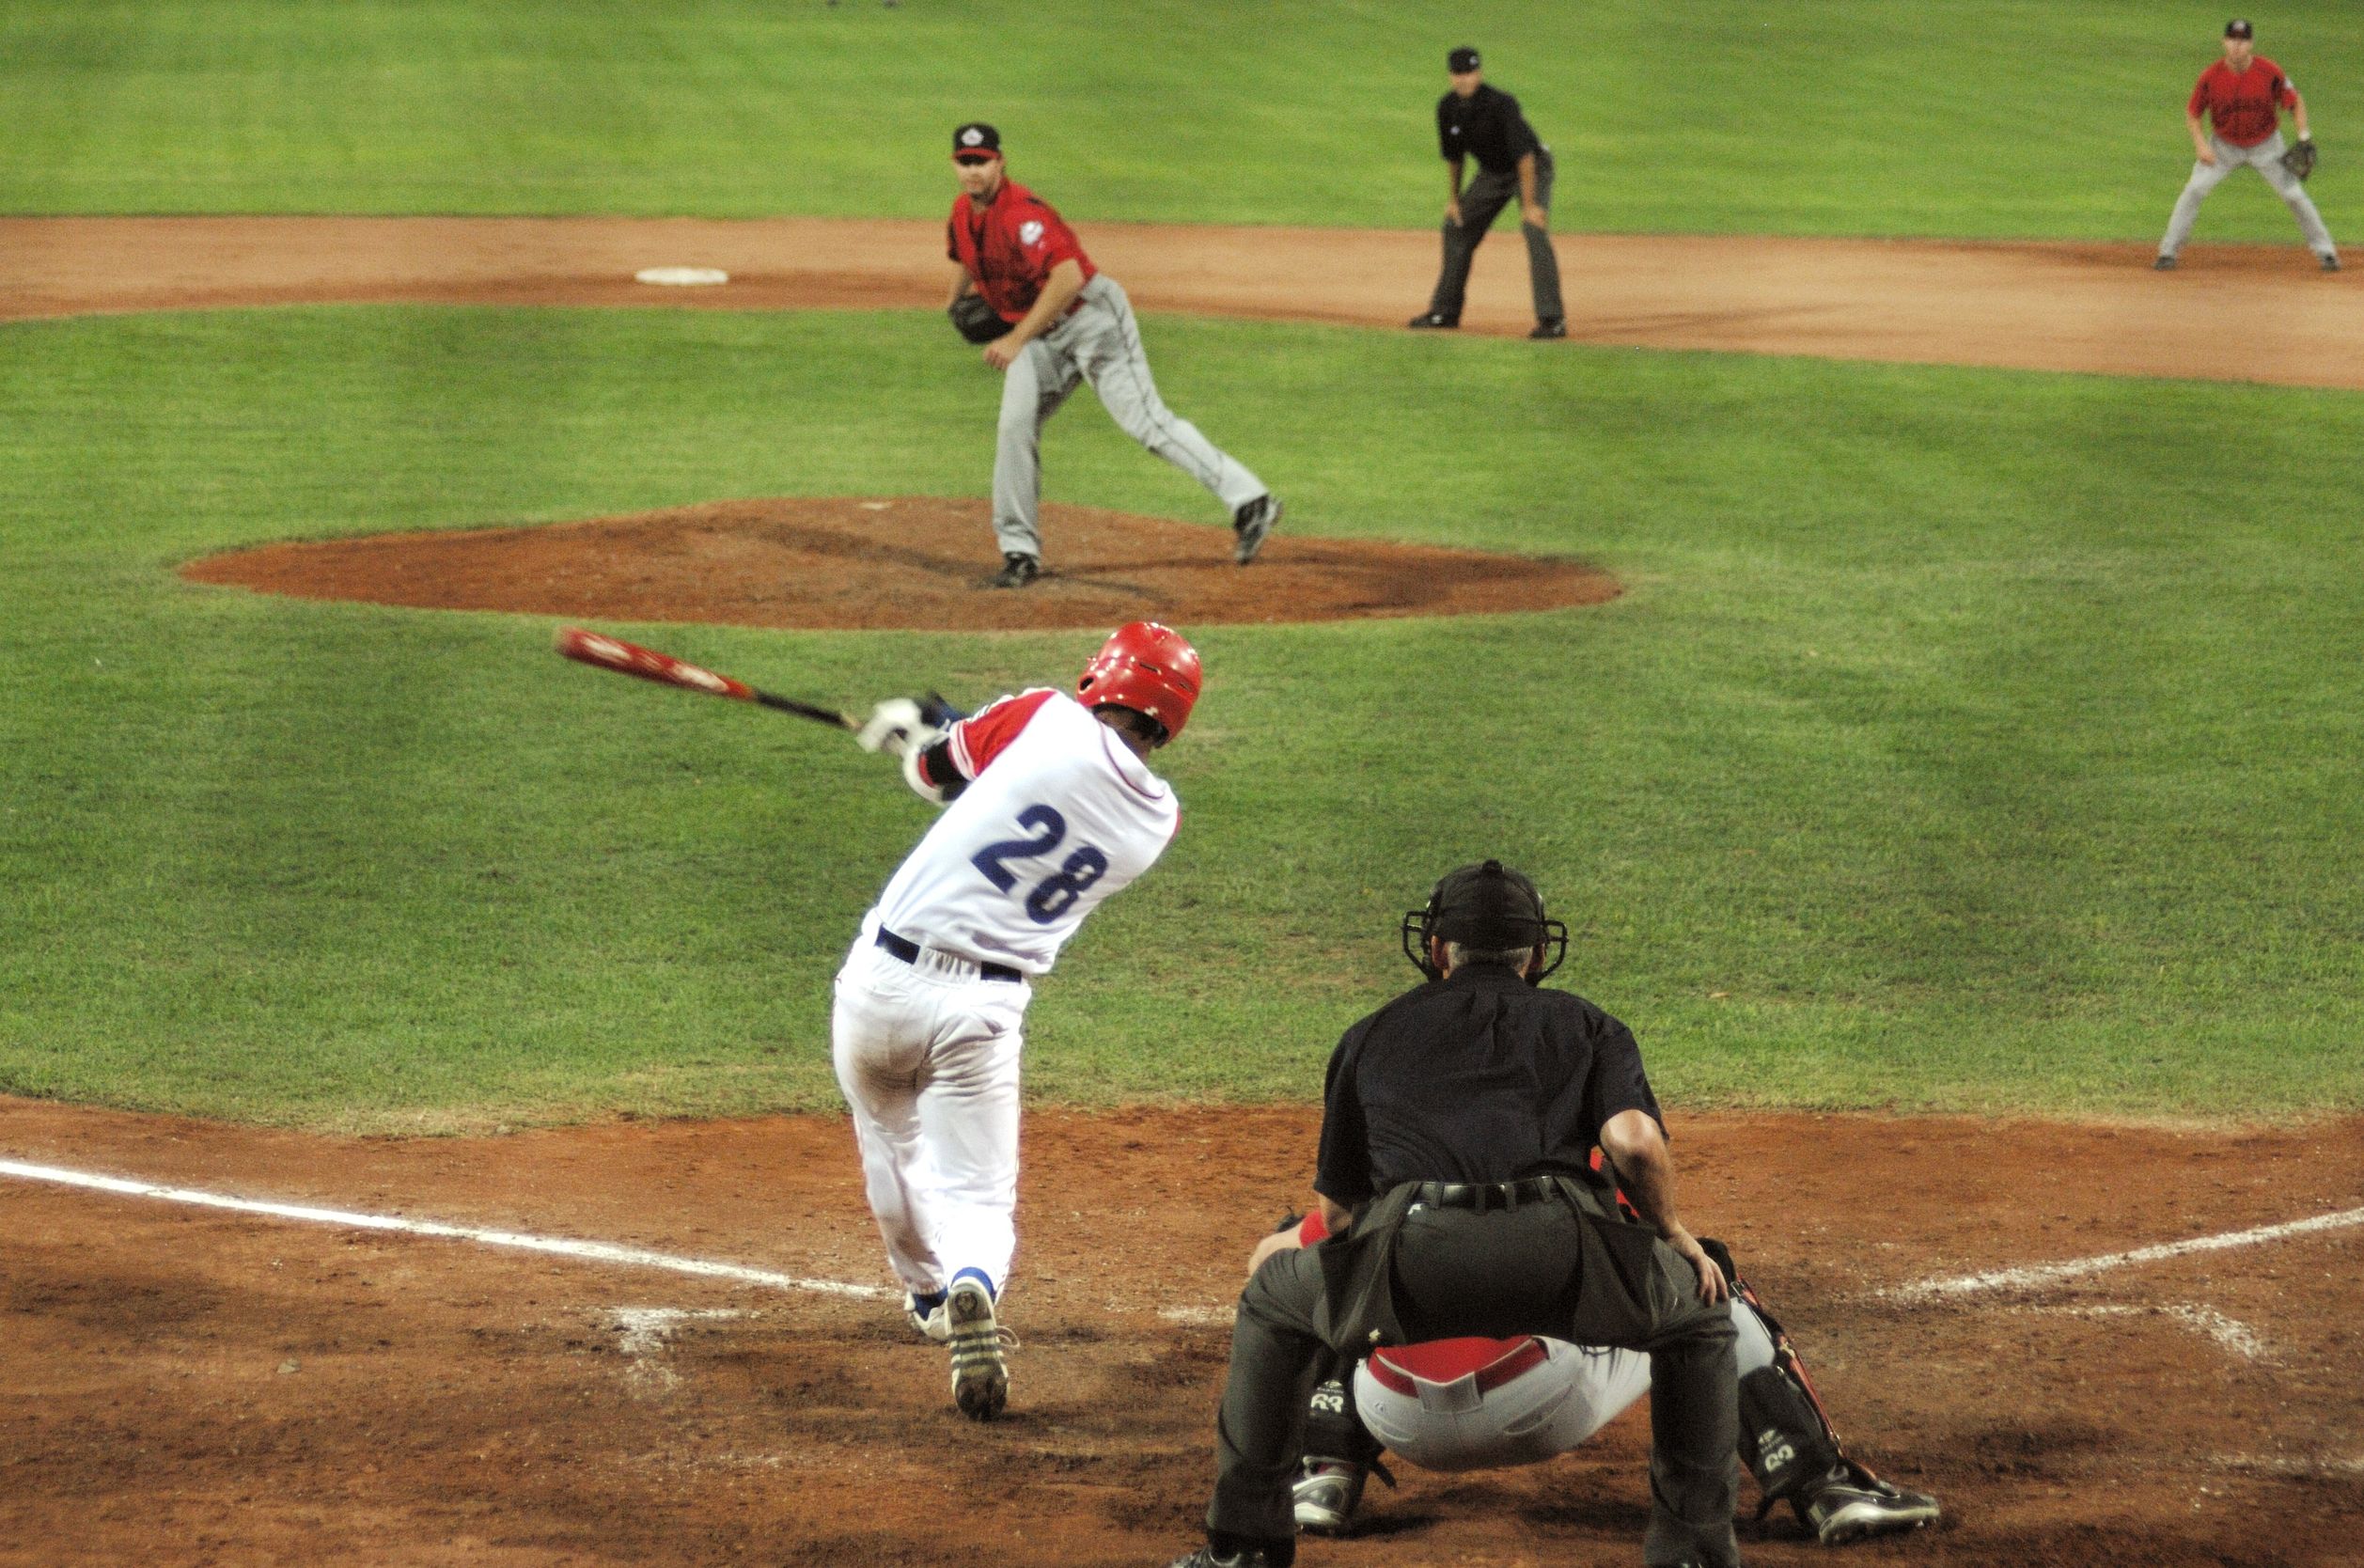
[2159,132,2338,262]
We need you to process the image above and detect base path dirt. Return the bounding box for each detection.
[4,1097,2359,1567]
[180,495,1620,631]
[3,214,2359,389]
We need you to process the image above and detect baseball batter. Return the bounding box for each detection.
[944,122,1282,588]
[1252,1205,1940,1545]
[2155,20,2338,272]
[834,621,1198,1419]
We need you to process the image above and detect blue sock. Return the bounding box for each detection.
[950,1266,995,1300]
[909,1287,947,1313]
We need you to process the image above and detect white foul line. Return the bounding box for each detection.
[0,1158,888,1300]
[1887,1204,2364,1303]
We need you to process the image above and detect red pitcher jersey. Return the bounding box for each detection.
[2189,57,2299,148]
[869,690,1179,976]
[947,180,1097,322]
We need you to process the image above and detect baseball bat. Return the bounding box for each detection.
[552,626,856,730]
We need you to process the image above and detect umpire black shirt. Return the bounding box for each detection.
[1314,963,1662,1208]
[1435,83,1543,175]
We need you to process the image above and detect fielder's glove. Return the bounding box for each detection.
[2282,137,2319,182]
[949,293,1013,345]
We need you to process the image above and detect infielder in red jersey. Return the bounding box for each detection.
[834,622,1198,1420]
[944,122,1282,588]
[2155,19,2338,271]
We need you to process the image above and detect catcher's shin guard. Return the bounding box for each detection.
[1723,1260,1846,1513]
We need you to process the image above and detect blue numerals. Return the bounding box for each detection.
[971,805,1110,924]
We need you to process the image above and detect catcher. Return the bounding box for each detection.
[1250,1206,1940,1545]
[2154,19,2338,272]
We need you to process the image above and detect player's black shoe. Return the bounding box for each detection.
[2153,255,2179,271]
[990,553,1041,588]
[1528,318,1567,339]
[1406,311,1459,329]
[1231,494,1282,565]
[2324,254,2343,273]
[1799,1462,1940,1544]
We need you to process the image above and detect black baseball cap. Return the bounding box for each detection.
[1428,858,1547,949]
[952,122,1002,161]
[2225,19,2253,39]
[1448,45,1481,72]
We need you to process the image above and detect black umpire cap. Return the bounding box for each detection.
[1429,858,1547,948]
[952,122,1002,161]
[2225,19,2253,39]
[1448,45,1481,72]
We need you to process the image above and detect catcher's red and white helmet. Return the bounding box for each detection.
[1076,621,1201,742]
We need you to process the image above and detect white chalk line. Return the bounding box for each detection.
[2011,1302,2267,1361]
[0,1158,889,1301]
[1883,1204,2364,1303]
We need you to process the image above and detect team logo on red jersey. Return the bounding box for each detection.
[1020,219,1044,246]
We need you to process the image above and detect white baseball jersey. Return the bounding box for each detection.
[869,689,1180,976]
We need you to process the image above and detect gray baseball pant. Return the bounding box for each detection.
[1426,148,1565,324]
[2159,132,2338,261]
[992,274,1267,563]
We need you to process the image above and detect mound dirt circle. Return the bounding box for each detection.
[180,495,1620,631]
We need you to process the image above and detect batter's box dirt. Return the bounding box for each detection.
[3,1100,2360,1567]
[178,495,1621,632]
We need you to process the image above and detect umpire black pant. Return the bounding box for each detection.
[1206,1193,1741,1566]
[1426,149,1566,325]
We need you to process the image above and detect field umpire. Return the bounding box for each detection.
[1166,860,1740,1568]
[1409,46,1568,338]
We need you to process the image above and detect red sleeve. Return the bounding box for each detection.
[2277,71,2298,110]
[947,212,959,263]
[2188,71,2209,118]
[1296,1210,1330,1246]
[1022,199,1091,274]
[947,689,1058,779]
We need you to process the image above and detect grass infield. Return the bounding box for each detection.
[4,305,2360,1126]
[1,1,2357,242]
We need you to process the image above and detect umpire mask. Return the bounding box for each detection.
[1400,858,1569,983]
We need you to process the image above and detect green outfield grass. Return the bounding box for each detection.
[2,1,2356,243]
[3,304,2360,1127]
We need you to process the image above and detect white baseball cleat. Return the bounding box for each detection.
[904,1291,951,1343]
[1232,494,1282,566]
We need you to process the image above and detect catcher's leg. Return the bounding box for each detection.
[2159,142,2236,259]
[990,338,1081,562]
[2251,136,2338,259]
[1709,1241,1940,1545]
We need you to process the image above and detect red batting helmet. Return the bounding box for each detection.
[1076,621,1201,742]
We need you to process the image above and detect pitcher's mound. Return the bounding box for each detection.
[181,495,1620,631]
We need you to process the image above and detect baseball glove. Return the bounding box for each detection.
[2282,138,2318,182]
[949,293,1012,345]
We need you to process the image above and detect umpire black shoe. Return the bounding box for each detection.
[2325,254,2343,273]
[2153,255,2178,270]
[1528,318,1567,339]
[1164,1543,1292,1568]
[1799,1462,1941,1544]
[1406,311,1459,329]
[1231,494,1282,565]
[989,552,1041,588]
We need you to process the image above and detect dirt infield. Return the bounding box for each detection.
[180,496,1620,631]
[4,1097,2359,1567]
[3,215,2360,389]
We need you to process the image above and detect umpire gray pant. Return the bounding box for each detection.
[992,274,1267,563]
[2159,133,2338,261]
[1426,149,1566,324]
[1206,1197,1741,1566]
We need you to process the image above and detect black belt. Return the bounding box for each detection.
[1411,1177,1560,1213]
[875,927,1024,984]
